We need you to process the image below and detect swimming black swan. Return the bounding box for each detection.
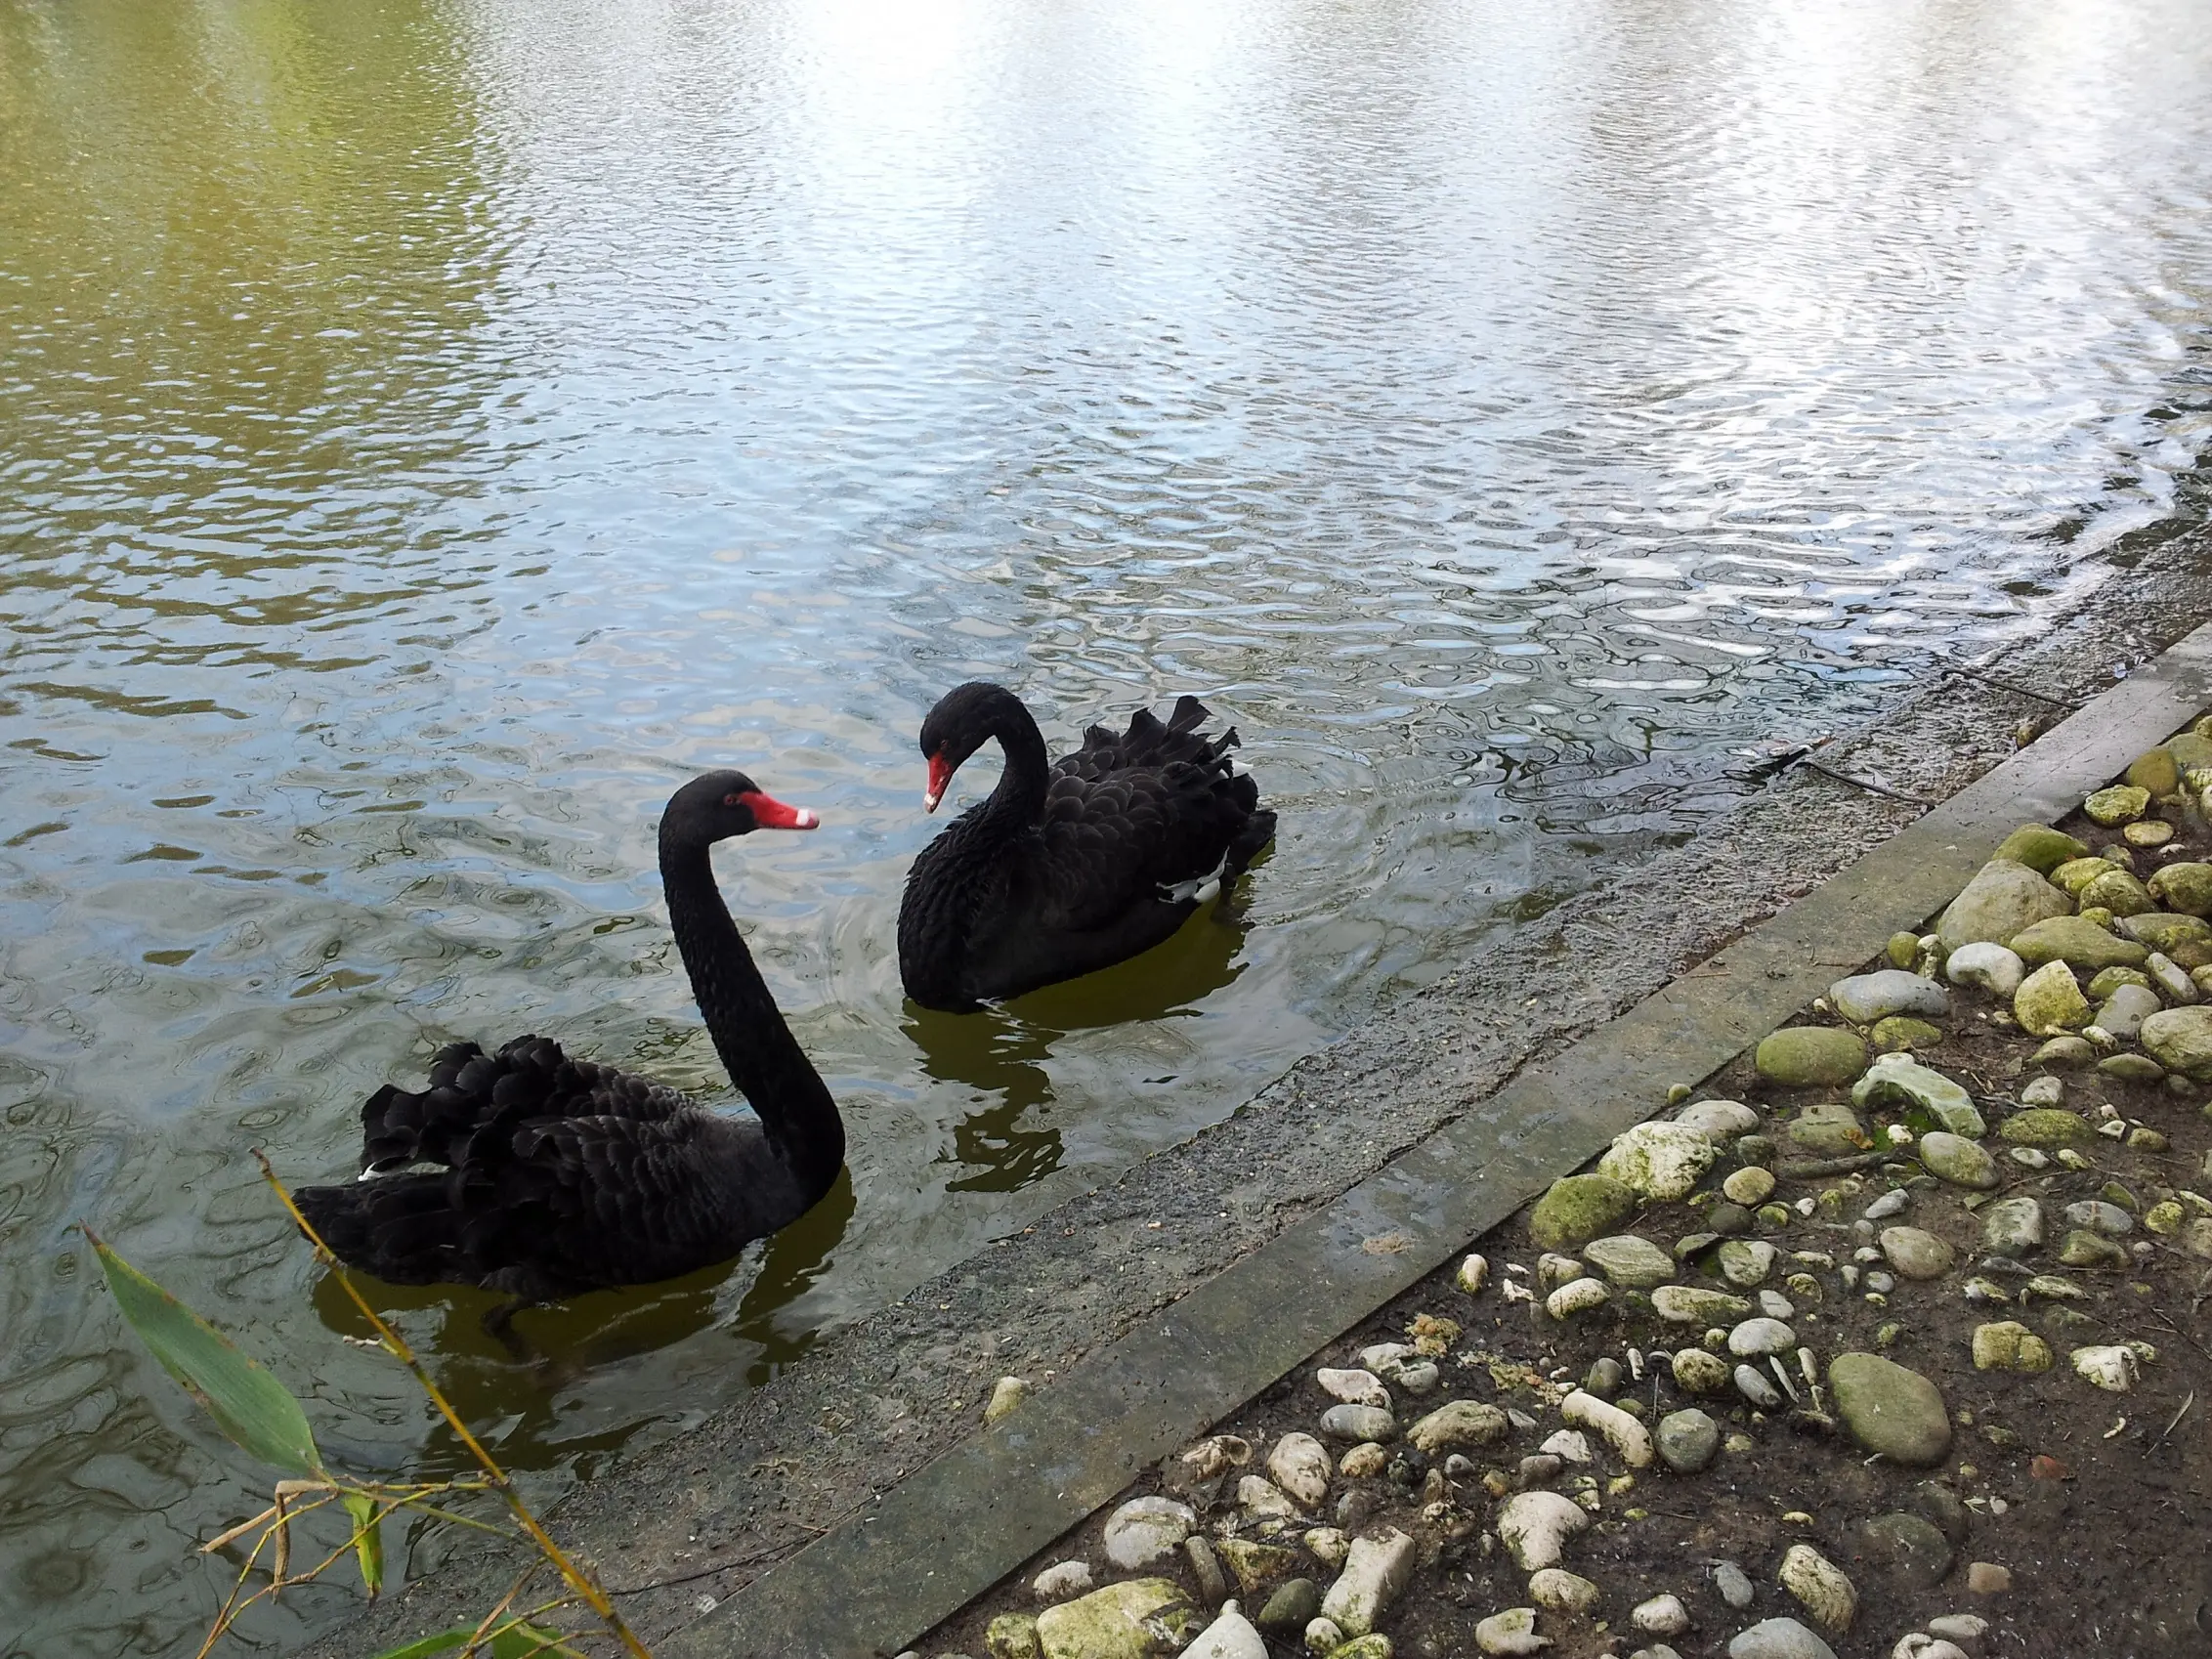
[293,772,844,1333]
[896,682,1276,1011]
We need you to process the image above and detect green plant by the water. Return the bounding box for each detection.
[86,1153,651,1658]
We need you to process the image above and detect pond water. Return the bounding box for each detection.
[4,0,2211,1650]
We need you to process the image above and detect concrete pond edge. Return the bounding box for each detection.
[669,621,2212,1659]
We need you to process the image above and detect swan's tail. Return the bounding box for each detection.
[360,1036,567,1171]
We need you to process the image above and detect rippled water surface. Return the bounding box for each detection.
[6,0,2212,1648]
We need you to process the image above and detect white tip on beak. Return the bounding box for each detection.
[794,808,820,830]
[922,789,942,814]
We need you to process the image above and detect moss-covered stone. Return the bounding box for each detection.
[1755,1027,1869,1087]
[1886,931,1921,969]
[988,1612,1043,1659]
[2009,916,2148,971]
[2080,869,2155,916]
[1870,1015,1943,1053]
[1936,860,2073,950]
[2117,912,2212,966]
[1998,1108,2094,1147]
[2085,785,2150,826]
[1036,1581,1202,1659]
[2124,748,2182,797]
[2148,862,2212,916]
[2051,856,2119,897]
[1993,824,2088,872]
[2085,965,2153,999]
[1529,1174,1638,1251]
[1851,1051,1982,1135]
[2141,1006,2212,1081]
[2014,960,2089,1036]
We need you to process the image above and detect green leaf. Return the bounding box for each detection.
[343,1489,385,1596]
[86,1228,322,1479]
[367,1625,583,1659]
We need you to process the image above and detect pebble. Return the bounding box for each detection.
[1723,1167,1777,1206]
[1652,1285,1753,1324]
[1337,1443,1386,1479]
[1583,1233,1678,1289]
[1236,1475,1300,1519]
[1633,1593,1691,1636]
[1319,1404,1397,1443]
[1759,1289,1797,1319]
[1405,1399,1507,1454]
[1734,1364,1784,1408]
[1830,1352,1952,1465]
[1496,1490,1589,1570]
[2095,983,2162,1040]
[1880,1226,1957,1279]
[1316,1368,1390,1408]
[1852,1052,1984,1135]
[1778,1543,1857,1634]
[1545,1277,1610,1318]
[1718,1239,1778,1287]
[2070,1343,2140,1391]
[1863,1189,1910,1220]
[2063,1199,2134,1236]
[1316,1529,1416,1638]
[1472,1608,1547,1657]
[1857,1510,1954,1588]
[1033,1560,1095,1601]
[1599,1121,1721,1200]
[2015,959,2090,1036]
[1560,1387,1654,1467]
[1727,1618,1840,1659]
[1675,1097,1763,1140]
[1829,969,1948,1024]
[1928,1613,1990,1650]
[1303,1616,1344,1654]
[1528,1567,1600,1614]
[1102,1497,1197,1570]
[1266,1433,1332,1507]
[1529,1174,1638,1250]
[1728,1317,1796,1356]
[1917,1131,1998,1189]
[1937,860,2070,953]
[1969,1321,2053,1373]
[1865,1270,1896,1294]
[1756,1026,1872,1087]
[1181,1600,1266,1659]
[1656,1408,1720,1473]
[2057,1229,2128,1269]
[1036,1579,1204,1657]
[1671,1347,1732,1395]
[1715,1560,1755,1609]
[1187,1538,1229,1606]
[1944,942,2024,998]
[1457,1254,1491,1294]
[1965,1561,2013,1595]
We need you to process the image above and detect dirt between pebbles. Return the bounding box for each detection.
[919,745,2212,1658]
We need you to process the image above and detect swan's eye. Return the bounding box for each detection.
[723,792,741,806]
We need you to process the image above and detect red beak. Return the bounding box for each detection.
[738,789,819,830]
[923,752,955,814]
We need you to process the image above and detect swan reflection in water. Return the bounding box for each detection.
[307,1169,856,1471]
[904,881,1260,1195]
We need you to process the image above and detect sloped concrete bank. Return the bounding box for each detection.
[318,526,2212,1659]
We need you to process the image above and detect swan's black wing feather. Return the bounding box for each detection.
[1029,699,1272,933]
[298,1106,791,1297]
[359,1034,693,1173]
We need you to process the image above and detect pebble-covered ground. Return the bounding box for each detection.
[915,719,2212,1659]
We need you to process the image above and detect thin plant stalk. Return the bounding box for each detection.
[254,1151,649,1659]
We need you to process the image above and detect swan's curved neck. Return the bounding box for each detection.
[973,691,1051,828]
[658,829,843,1194]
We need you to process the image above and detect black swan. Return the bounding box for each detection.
[896,682,1276,1011]
[293,772,844,1333]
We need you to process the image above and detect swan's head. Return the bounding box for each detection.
[662,771,820,842]
[917,681,1016,813]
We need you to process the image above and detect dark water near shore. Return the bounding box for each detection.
[4,0,2212,1649]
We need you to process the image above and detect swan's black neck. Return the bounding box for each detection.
[658,827,843,1195]
[967,687,1052,830]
